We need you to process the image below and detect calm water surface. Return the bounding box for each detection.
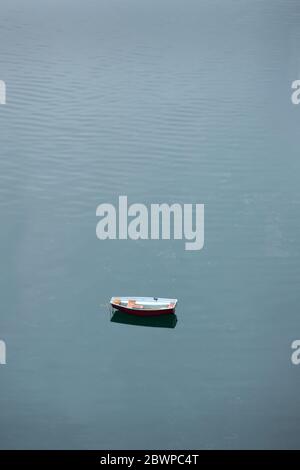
[0,0,300,449]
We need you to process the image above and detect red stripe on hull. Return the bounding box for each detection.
[111,304,175,317]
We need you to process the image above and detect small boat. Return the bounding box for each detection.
[110,296,178,316]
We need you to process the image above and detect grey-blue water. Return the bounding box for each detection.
[1,0,300,449]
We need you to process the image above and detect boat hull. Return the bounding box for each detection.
[111,303,175,316]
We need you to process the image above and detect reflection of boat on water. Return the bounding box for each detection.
[110,296,178,316]
[111,311,178,329]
